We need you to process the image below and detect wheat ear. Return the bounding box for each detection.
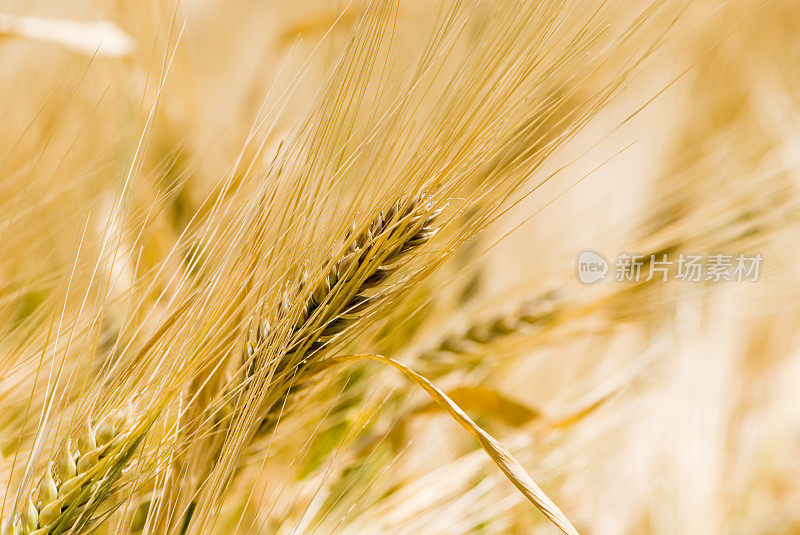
[9,405,140,535]
[418,292,560,376]
[212,194,441,440]
[249,193,442,428]
[170,194,442,533]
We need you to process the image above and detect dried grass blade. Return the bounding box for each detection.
[316,353,580,535]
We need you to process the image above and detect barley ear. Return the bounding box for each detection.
[8,403,141,535]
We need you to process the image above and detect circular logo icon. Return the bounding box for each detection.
[576,250,608,284]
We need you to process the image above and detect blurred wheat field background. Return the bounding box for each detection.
[1,1,799,534]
